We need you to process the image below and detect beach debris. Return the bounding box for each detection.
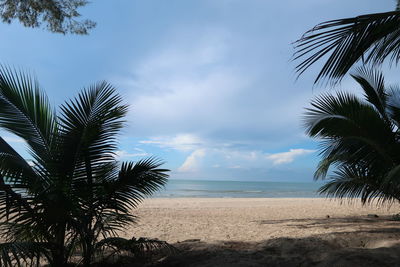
[391,213,400,221]
[326,215,330,218]
[367,214,379,218]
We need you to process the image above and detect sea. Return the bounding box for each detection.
[154,179,324,198]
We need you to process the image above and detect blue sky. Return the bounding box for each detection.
[0,0,396,181]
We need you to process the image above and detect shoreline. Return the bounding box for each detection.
[153,196,328,201]
[155,180,322,198]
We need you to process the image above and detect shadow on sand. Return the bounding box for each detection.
[154,216,400,267]
[255,215,400,228]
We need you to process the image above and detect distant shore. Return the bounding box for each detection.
[123,198,400,266]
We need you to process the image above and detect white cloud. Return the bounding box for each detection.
[266,149,315,165]
[140,134,203,151]
[120,26,313,147]
[178,149,206,172]
[115,20,322,179]
[115,148,149,159]
[164,140,316,176]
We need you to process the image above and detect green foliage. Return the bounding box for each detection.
[0,0,95,34]
[0,67,170,266]
[304,68,400,204]
[294,3,400,84]
[96,237,178,261]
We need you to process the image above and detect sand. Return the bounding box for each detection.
[122,198,400,266]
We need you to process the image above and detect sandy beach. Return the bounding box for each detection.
[125,198,400,266]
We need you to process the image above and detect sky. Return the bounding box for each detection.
[0,0,396,182]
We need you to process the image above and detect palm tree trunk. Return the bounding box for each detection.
[82,235,94,267]
[82,156,94,266]
[52,222,67,267]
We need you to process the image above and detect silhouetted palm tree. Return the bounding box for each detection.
[0,67,169,266]
[294,1,400,84]
[304,68,400,203]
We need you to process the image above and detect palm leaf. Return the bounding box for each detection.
[0,67,170,265]
[304,68,400,204]
[98,158,169,212]
[386,85,400,126]
[0,241,50,267]
[294,10,400,84]
[0,138,45,230]
[58,81,128,172]
[0,66,56,159]
[96,236,177,259]
[304,91,394,153]
[350,67,388,118]
[319,165,398,205]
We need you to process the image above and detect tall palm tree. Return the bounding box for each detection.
[0,67,169,266]
[304,68,400,203]
[294,1,400,84]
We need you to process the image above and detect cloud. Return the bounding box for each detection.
[178,149,206,172]
[120,25,313,149]
[266,149,315,165]
[115,148,149,159]
[113,10,324,180]
[172,145,317,180]
[140,134,203,151]
[152,134,316,175]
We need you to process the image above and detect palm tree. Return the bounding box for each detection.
[304,67,400,203]
[294,1,400,84]
[0,67,170,266]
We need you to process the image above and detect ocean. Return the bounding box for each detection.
[154,179,324,198]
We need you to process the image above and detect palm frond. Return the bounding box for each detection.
[0,67,169,265]
[0,66,56,159]
[99,158,169,212]
[305,100,395,172]
[0,138,44,226]
[304,68,400,204]
[386,85,400,126]
[350,67,388,118]
[304,91,394,151]
[319,165,397,205]
[294,11,400,84]
[58,81,128,173]
[0,241,50,267]
[93,212,135,241]
[96,236,177,259]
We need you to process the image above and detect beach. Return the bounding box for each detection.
[125,198,400,266]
